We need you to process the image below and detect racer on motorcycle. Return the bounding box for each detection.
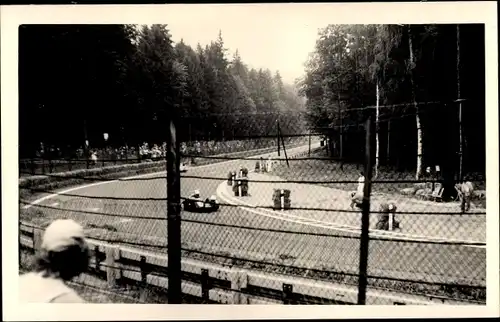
[189,190,204,208]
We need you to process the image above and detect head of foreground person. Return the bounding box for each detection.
[34,219,90,280]
[20,219,90,303]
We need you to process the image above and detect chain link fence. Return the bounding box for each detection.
[18,100,486,304]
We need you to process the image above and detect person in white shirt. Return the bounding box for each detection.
[357,171,365,195]
[19,219,90,303]
[455,181,474,212]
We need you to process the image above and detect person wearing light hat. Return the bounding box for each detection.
[19,219,90,303]
[189,189,204,208]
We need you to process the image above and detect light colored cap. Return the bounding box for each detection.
[194,190,200,195]
[210,195,217,200]
[41,219,86,252]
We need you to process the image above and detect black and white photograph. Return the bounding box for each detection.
[2,2,499,320]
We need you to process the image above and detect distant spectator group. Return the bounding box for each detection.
[27,137,300,167]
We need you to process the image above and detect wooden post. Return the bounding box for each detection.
[139,255,148,302]
[282,283,293,304]
[201,269,210,302]
[386,120,391,166]
[308,130,311,156]
[357,116,373,305]
[31,157,36,175]
[279,128,290,168]
[230,270,248,304]
[94,245,101,272]
[33,228,43,251]
[280,189,285,211]
[277,120,281,157]
[105,245,120,288]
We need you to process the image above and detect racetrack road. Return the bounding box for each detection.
[22,143,486,302]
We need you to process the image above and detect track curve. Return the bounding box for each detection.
[23,144,486,292]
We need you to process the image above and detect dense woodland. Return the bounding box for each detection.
[19,24,307,158]
[19,24,485,187]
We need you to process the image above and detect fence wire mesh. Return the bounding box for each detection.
[19,100,486,304]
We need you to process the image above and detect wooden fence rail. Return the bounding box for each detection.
[19,223,479,305]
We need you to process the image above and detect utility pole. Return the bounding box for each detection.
[279,124,290,168]
[83,118,89,168]
[375,81,380,178]
[457,24,463,182]
[308,129,312,156]
[277,118,281,157]
[357,116,373,305]
[167,117,182,303]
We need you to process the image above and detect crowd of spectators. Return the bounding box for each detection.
[27,138,293,163]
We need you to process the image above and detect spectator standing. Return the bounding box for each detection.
[90,151,98,165]
[19,219,90,303]
[357,171,365,195]
[455,181,474,212]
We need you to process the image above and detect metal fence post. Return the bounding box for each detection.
[31,157,36,175]
[357,116,373,305]
[167,117,182,304]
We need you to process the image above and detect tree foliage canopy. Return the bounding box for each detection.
[298,24,485,175]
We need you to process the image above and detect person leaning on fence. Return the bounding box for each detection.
[19,219,90,303]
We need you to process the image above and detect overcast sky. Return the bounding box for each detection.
[156,5,335,85]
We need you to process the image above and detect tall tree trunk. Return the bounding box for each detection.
[386,120,391,166]
[337,91,344,160]
[407,25,423,180]
[374,81,380,178]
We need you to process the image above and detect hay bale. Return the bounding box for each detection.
[414,182,427,190]
[400,187,417,196]
[272,189,291,210]
[473,190,486,200]
[232,177,249,196]
[415,188,431,197]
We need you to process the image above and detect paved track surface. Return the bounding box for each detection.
[26,144,486,296]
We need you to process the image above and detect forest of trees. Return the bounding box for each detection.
[298,24,485,185]
[19,24,307,158]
